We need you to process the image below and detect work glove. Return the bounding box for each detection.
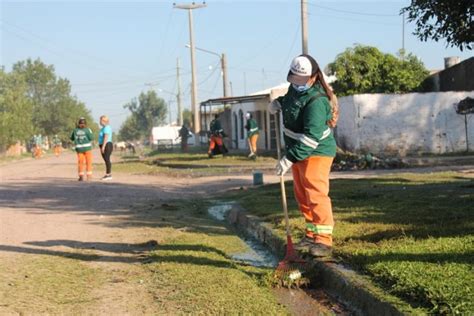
[276,156,293,176]
[268,99,281,114]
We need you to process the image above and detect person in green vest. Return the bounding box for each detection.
[70,117,93,181]
[207,114,228,158]
[245,112,259,159]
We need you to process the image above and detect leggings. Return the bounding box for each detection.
[101,142,113,174]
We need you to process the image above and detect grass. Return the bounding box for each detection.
[0,254,104,314]
[130,199,289,314]
[109,150,277,177]
[224,171,474,314]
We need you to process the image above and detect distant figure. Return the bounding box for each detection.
[245,112,259,159]
[98,115,113,181]
[52,134,62,157]
[178,123,192,152]
[33,134,43,158]
[70,117,93,181]
[207,114,228,158]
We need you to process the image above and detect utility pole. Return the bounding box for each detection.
[221,53,229,97]
[174,2,206,133]
[244,72,247,95]
[401,12,406,60]
[176,58,183,126]
[301,0,308,54]
[187,44,229,98]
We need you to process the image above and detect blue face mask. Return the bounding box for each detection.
[292,83,311,92]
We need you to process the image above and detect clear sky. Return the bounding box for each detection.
[1,0,472,130]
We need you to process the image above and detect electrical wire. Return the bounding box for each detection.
[308,2,399,17]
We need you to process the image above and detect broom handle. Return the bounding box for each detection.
[275,111,291,237]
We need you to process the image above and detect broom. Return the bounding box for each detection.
[273,111,308,286]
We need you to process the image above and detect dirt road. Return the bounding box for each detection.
[0,151,264,314]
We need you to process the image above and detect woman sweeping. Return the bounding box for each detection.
[270,54,339,257]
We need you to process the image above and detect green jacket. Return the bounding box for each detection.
[245,118,259,138]
[210,119,224,137]
[70,127,93,153]
[276,83,336,162]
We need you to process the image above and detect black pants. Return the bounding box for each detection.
[101,142,113,174]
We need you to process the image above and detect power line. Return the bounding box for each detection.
[307,12,400,26]
[308,2,399,17]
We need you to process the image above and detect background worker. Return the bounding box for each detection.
[270,54,339,257]
[70,117,93,181]
[245,112,259,159]
[207,114,227,158]
[98,115,113,181]
[33,134,43,158]
[52,134,62,157]
[178,122,192,152]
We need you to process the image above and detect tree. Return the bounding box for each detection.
[401,0,473,51]
[118,116,141,141]
[0,69,33,151]
[327,45,429,96]
[11,58,97,142]
[122,90,167,138]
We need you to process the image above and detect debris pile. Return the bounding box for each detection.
[332,149,408,171]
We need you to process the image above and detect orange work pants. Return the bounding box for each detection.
[248,134,258,154]
[54,146,61,157]
[77,151,93,178]
[208,135,223,153]
[34,145,42,158]
[291,156,334,246]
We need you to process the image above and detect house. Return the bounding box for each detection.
[199,83,289,151]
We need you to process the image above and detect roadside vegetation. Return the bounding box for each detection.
[108,149,277,177]
[224,171,474,314]
[127,199,288,314]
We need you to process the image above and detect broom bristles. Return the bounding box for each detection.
[275,235,307,274]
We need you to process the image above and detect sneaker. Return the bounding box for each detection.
[248,152,254,158]
[308,243,332,257]
[293,236,314,251]
[101,175,113,181]
[78,176,84,182]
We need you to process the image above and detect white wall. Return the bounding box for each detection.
[337,91,474,155]
[231,100,269,150]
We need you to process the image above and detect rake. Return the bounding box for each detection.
[273,111,308,286]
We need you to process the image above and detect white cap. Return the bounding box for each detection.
[287,55,318,85]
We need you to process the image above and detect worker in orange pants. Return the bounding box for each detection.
[70,117,93,181]
[272,54,339,257]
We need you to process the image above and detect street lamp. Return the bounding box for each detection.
[186,44,229,98]
[174,2,207,133]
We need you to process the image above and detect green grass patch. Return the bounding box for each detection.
[135,199,288,314]
[0,254,104,314]
[224,171,474,314]
[109,151,277,178]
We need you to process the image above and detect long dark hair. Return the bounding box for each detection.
[302,54,339,128]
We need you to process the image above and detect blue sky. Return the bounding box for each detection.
[1,0,472,130]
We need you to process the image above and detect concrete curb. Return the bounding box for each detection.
[227,204,410,316]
